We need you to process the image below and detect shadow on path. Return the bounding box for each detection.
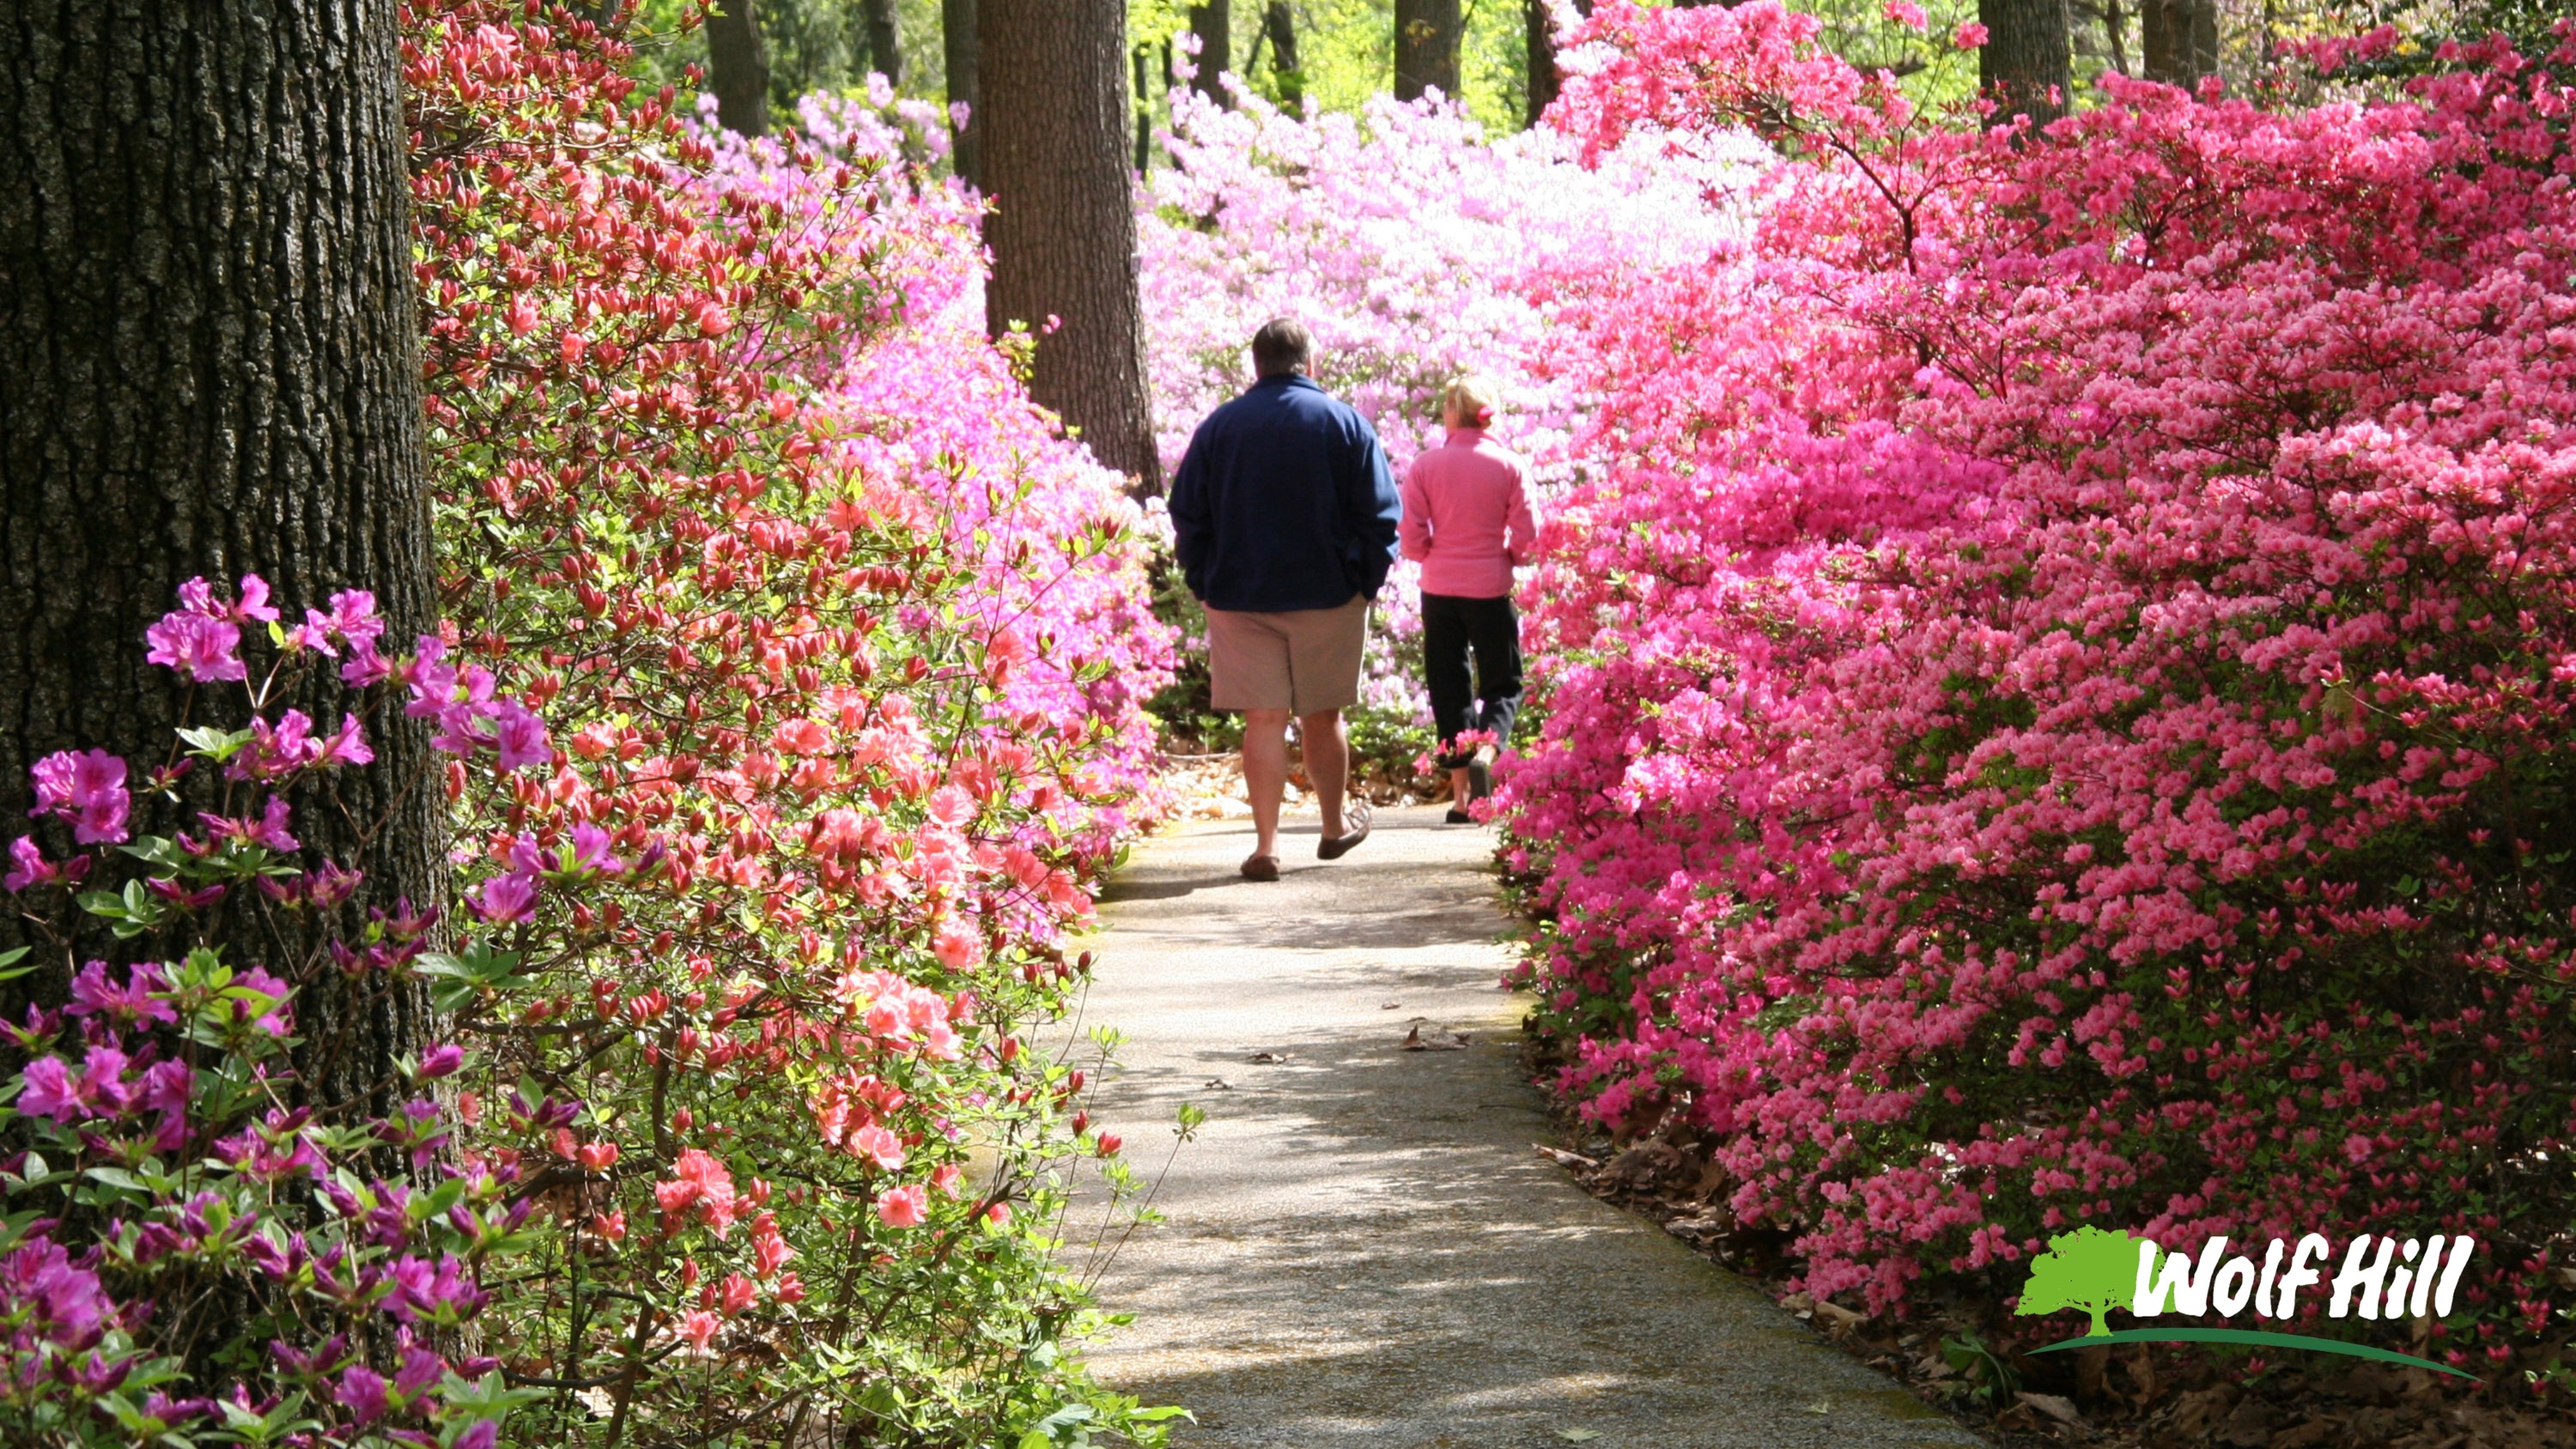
[1075,807,1984,1449]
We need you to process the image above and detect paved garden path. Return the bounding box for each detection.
[1074,803,1984,1449]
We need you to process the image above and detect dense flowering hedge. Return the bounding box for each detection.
[1135,82,1748,742]
[722,96,1178,846]
[0,3,1178,1445]
[410,3,1176,1441]
[1503,0,2576,1372]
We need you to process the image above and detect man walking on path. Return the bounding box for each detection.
[1169,318,1401,882]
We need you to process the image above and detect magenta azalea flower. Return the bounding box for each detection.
[146,609,246,683]
[29,749,130,844]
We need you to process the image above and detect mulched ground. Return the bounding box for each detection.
[1528,1101,2576,1449]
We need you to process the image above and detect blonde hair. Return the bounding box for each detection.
[1438,376,1498,429]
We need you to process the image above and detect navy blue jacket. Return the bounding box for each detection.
[1168,374,1403,613]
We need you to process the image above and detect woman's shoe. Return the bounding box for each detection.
[1445,808,1473,825]
[1240,853,1280,882]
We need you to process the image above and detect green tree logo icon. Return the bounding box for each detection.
[2015,1226,2142,1338]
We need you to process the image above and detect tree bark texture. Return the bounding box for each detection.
[1189,0,1229,102]
[2101,0,2129,77]
[0,0,444,1105]
[2140,0,2216,87]
[706,0,771,136]
[945,0,980,187]
[1978,0,2071,127]
[1526,0,1592,125]
[1134,44,1154,173]
[1263,0,1301,106]
[980,0,1160,492]
[862,0,903,86]
[1526,0,1553,125]
[1394,0,1461,101]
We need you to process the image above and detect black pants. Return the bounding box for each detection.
[1421,592,1523,770]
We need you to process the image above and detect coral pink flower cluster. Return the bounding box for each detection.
[1501,0,2576,1361]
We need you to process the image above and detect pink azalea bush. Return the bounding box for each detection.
[403,5,1181,1439]
[1503,0,2576,1369]
[2,578,550,1447]
[0,6,1182,1446]
[703,94,1177,846]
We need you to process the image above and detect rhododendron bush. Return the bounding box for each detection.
[1135,82,1749,756]
[0,2,1178,1444]
[1502,0,2576,1370]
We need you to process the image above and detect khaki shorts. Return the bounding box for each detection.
[1205,595,1370,716]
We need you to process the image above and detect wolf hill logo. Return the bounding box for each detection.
[2013,1225,2476,1376]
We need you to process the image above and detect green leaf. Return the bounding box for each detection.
[119,837,189,870]
[84,1167,152,1194]
[177,724,256,763]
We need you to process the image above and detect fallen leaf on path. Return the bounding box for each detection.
[1249,1052,1291,1064]
[1380,1001,1400,1009]
[1203,1078,1231,1090]
[1553,1431,1601,1443]
[1399,1026,1468,1051]
[2016,1391,2083,1427]
[1810,1300,1867,1334]
[1804,1402,1832,1415]
[1533,1144,1600,1170]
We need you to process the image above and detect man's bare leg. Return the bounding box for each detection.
[1301,708,1350,838]
[1242,708,1292,860]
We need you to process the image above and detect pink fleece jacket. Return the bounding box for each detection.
[1399,427,1537,599]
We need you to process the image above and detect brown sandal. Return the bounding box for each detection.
[1316,800,1373,861]
[1240,852,1280,882]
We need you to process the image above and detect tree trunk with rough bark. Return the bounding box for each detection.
[980,0,1160,493]
[1264,1,1302,106]
[1394,0,1461,101]
[2140,0,2216,87]
[1190,0,1230,102]
[706,0,771,136]
[945,0,980,185]
[0,0,444,1114]
[1134,44,1155,173]
[862,0,903,86]
[1978,0,2071,127]
[1525,0,1595,125]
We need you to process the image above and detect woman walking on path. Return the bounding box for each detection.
[1400,378,1536,824]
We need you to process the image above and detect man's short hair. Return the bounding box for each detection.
[1250,318,1313,379]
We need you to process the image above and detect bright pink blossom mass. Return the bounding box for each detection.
[1492,0,2576,1365]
